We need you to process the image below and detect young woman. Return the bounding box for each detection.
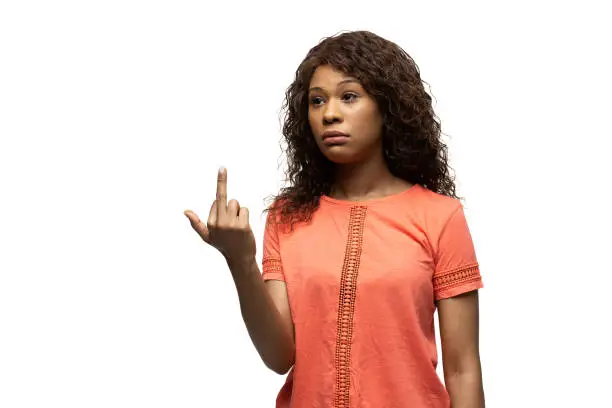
[185,30,485,408]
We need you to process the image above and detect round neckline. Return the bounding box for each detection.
[320,183,420,206]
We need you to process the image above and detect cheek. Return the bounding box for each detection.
[355,106,382,131]
[308,110,320,132]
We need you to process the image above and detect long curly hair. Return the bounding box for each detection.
[264,30,459,230]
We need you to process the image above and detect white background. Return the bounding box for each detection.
[1,1,610,406]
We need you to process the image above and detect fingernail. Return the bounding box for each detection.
[219,166,225,174]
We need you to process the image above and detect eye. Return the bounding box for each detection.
[310,96,324,106]
[343,92,358,102]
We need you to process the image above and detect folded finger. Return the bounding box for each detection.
[208,200,218,226]
[238,206,249,226]
[228,199,240,218]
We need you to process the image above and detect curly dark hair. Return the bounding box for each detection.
[264,30,460,230]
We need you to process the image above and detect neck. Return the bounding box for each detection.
[330,150,409,200]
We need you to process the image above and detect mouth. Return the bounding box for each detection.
[321,131,350,146]
[322,130,349,140]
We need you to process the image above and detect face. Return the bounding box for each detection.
[308,65,384,164]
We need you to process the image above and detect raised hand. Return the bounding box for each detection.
[184,167,256,267]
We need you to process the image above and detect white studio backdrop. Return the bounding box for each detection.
[1,1,610,406]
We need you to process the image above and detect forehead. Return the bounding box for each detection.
[309,65,360,89]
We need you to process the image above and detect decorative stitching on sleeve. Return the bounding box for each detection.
[262,258,283,275]
[433,264,480,292]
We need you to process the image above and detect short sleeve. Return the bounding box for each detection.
[261,211,286,282]
[433,203,483,301]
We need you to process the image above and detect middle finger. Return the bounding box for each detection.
[216,167,227,218]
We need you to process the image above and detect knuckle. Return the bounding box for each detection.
[221,220,235,230]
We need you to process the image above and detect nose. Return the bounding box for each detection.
[323,98,343,124]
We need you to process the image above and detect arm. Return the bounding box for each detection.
[437,290,485,408]
[230,258,295,375]
[184,167,295,375]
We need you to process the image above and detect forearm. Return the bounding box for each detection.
[229,258,295,374]
[445,366,485,408]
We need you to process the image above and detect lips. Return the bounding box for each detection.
[322,130,349,139]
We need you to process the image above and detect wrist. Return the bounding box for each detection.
[226,255,257,274]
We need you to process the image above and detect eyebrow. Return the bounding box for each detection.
[309,78,361,93]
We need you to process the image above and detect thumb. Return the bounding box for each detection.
[184,210,210,243]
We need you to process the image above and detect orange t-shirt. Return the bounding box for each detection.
[261,184,483,408]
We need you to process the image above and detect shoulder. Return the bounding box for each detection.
[411,184,463,221]
[264,197,309,237]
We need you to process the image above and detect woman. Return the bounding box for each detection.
[185,30,485,408]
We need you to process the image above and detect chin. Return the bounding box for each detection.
[320,149,361,164]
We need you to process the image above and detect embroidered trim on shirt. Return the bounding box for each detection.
[262,258,283,275]
[334,205,368,408]
[433,264,480,292]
